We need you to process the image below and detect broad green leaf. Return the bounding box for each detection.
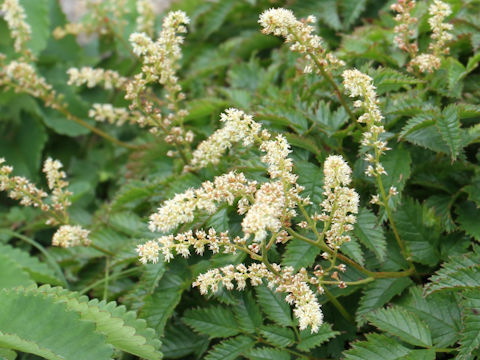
[436,105,462,160]
[205,335,255,360]
[393,198,439,266]
[399,114,436,140]
[356,277,413,324]
[256,285,293,327]
[380,146,411,196]
[295,161,323,213]
[340,237,365,266]
[36,285,162,360]
[458,290,480,359]
[21,0,50,56]
[342,0,367,28]
[0,253,35,289]
[201,0,237,39]
[161,322,208,359]
[399,286,461,347]
[282,238,321,271]
[463,179,480,207]
[297,324,339,351]
[404,124,451,154]
[372,67,421,95]
[246,347,290,360]
[445,57,466,95]
[425,264,480,294]
[0,348,16,360]
[456,201,480,242]
[344,333,426,360]
[234,291,263,334]
[141,260,192,336]
[183,306,240,338]
[366,307,432,347]
[353,208,386,262]
[259,325,295,348]
[0,244,62,285]
[0,287,113,360]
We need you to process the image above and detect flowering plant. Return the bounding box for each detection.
[0,0,480,359]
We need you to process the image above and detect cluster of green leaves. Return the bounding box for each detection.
[1,0,480,359]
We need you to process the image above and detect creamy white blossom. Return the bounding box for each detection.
[391,0,418,56]
[1,0,31,55]
[67,67,127,90]
[52,225,90,248]
[259,8,344,73]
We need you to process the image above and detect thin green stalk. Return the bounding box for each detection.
[324,288,354,324]
[79,267,139,295]
[1,229,68,288]
[103,257,110,301]
[90,243,115,257]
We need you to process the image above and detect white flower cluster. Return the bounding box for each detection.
[136,0,155,36]
[42,158,72,213]
[1,0,31,56]
[428,0,453,56]
[189,108,261,170]
[259,8,344,73]
[408,0,453,73]
[137,228,237,264]
[1,61,58,108]
[128,11,189,92]
[391,0,418,56]
[67,67,127,90]
[88,104,132,126]
[148,172,257,233]
[242,181,286,242]
[0,158,49,211]
[320,156,359,249]
[193,263,323,333]
[52,225,90,248]
[260,134,295,183]
[342,69,389,178]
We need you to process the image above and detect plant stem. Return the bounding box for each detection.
[90,243,115,257]
[323,288,355,323]
[103,257,110,300]
[1,229,68,288]
[79,267,139,295]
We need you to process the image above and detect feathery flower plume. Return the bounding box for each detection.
[408,0,453,73]
[189,108,261,170]
[67,67,128,90]
[52,225,90,248]
[88,104,134,126]
[136,0,155,36]
[192,263,323,333]
[320,155,359,249]
[342,69,389,178]
[1,0,31,56]
[42,158,72,213]
[136,228,238,264]
[391,0,418,57]
[259,8,344,74]
[148,172,257,233]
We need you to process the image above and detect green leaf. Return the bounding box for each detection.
[393,198,439,266]
[246,347,290,360]
[201,0,237,39]
[0,348,16,360]
[21,0,50,56]
[464,179,480,207]
[256,285,293,327]
[399,286,461,347]
[372,67,421,95]
[0,116,47,179]
[295,161,323,213]
[35,285,162,360]
[340,237,365,266]
[356,277,413,324]
[353,208,386,262]
[342,0,367,28]
[183,306,240,338]
[344,333,428,360]
[381,146,411,196]
[456,201,480,242]
[0,286,113,360]
[404,123,451,154]
[205,335,255,360]
[366,307,432,347]
[297,323,339,351]
[140,260,192,336]
[259,325,295,348]
[436,105,462,160]
[0,244,61,285]
[0,253,35,289]
[458,290,480,359]
[161,322,208,359]
[234,291,263,334]
[282,238,321,271]
[445,57,466,94]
